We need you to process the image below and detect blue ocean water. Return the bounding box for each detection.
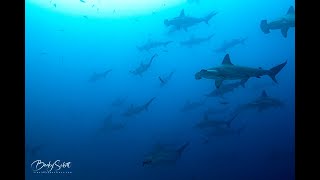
[25,0,295,180]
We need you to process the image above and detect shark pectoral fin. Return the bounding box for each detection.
[240,78,248,88]
[215,80,223,88]
[281,27,289,38]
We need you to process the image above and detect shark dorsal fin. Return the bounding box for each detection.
[222,54,233,65]
[287,6,294,14]
[180,9,185,17]
[261,90,268,98]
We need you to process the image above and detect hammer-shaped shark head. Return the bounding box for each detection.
[195,69,219,80]
[195,69,206,79]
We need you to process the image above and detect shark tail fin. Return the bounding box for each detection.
[226,112,239,128]
[145,97,156,111]
[268,61,287,84]
[104,69,112,77]
[260,20,270,34]
[149,54,158,65]
[203,11,217,24]
[177,141,190,156]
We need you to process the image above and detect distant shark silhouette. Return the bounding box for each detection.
[130,54,158,77]
[122,97,156,117]
[180,33,214,47]
[164,9,217,31]
[142,141,190,167]
[214,37,247,53]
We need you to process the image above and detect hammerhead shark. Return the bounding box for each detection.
[97,113,126,134]
[195,54,287,88]
[213,37,247,53]
[180,99,206,112]
[164,9,217,32]
[260,6,295,38]
[205,80,246,98]
[122,97,156,117]
[142,141,190,167]
[180,33,215,47]
[194,112,239,129]
[130,54,158,77]
[137,40,173,52]
[199,121,247,143]
[159,70,175,87]
[235,90,284,113]
[88,69,112,82]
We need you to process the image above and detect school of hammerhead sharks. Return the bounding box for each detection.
[28,2,295,171]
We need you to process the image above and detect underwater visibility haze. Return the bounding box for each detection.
[26,0,295,180]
